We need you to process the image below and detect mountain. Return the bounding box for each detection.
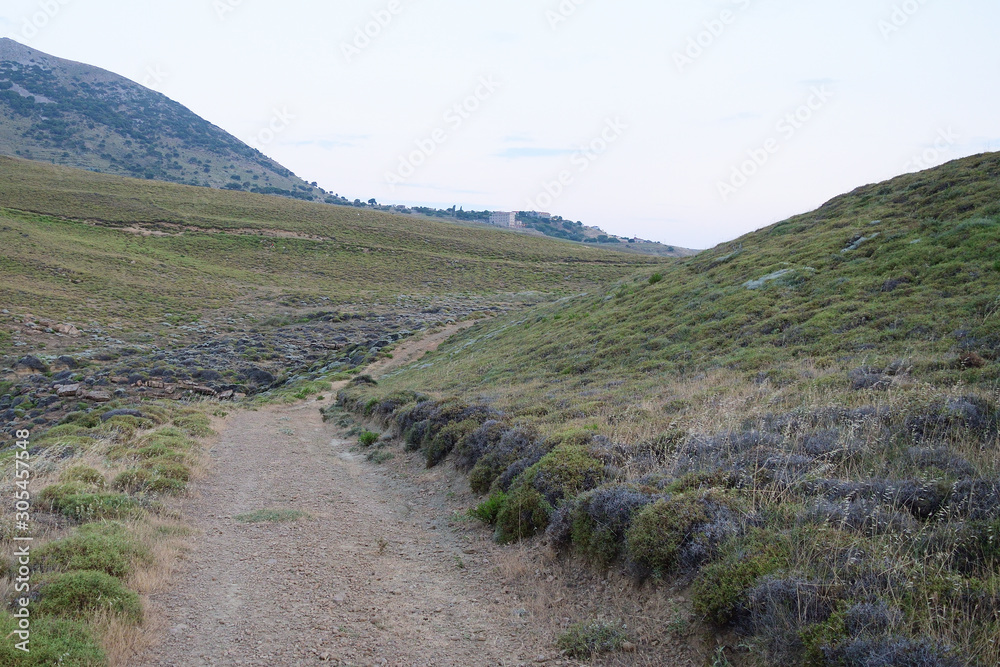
[0,38,323,201]
[337,153,1000,666]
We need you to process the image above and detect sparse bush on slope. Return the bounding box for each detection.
[334,155,1000,666]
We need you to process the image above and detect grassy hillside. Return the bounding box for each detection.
[0,156,662,346]
[339,153,1000,666]
[0,38,322,200]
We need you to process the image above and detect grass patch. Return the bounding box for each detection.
[556,620,629,658]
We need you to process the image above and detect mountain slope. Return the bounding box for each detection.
[0,156,664,345]
[339,153,1000,666]
[0,38,322,200]
[380,152,1000,396]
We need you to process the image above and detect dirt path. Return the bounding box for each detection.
[132,323,701,667]
[132,324,555,666]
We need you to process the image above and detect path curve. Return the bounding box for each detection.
[133,324,559,666]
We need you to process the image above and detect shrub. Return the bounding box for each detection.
[556,620,629,657]
[173,411,213,437]
[34,523,151,577]
[626,490,743,576]
[358,430,379,447]
[141,458,191,481]
[692,530,792,626]
[468,427,539,494]
[454,419,507,471]
[747,575,837,663]
[424,418,482,468]
[517,444,604,505]
[570,486,653,567]
[38,484,142,520]
[0,613,105,665]
[494,486,551,543]
[469,490,508,525]
[35,570,143,624]
[821,635,963,667]
[58,466,106,489]
[113,468,186,494]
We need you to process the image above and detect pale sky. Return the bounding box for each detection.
[2,0,998,249]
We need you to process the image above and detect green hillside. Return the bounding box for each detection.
[0,38,323,200]
[0,156,662,344]
[339,153,1000,666]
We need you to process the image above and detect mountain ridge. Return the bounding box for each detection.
[0,37,324,201]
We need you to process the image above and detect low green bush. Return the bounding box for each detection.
[626,494,705,574]
[35,570,143,624]
[469,490,508,525]
[172,411,213,437]
[113,467,186,494]
[58,466,106,489]
[692,530,792,625]
[38,484,142,521]
[34,523,151,577]
[0,612,106,665]
[495,486,551,543]
[358,430,380,447]
[517,444,604,504]
[424,418,480,468]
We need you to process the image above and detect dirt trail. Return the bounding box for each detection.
[133,323,700,667]
[133,324,550,666]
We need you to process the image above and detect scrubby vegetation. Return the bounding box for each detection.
[336,154,1000,666]
[0,399,212,664]
[556,619,630,658]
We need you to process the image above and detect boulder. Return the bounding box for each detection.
[14,356,48,375]
[81,390,112,403]
[54,323,81,337]
[55,383,81,397]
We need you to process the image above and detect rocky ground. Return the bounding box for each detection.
[0,300,508,438]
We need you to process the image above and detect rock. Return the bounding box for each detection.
[52,355,78,370]
[193,369,223,382]
[81,390,112,403]
[14,356,48,375]
[242,368,275,387]
[55,383,81,397]
[101,408,144,421]
[54,323,81,336]
[218,390,234,400]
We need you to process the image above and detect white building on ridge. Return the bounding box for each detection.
[489,211,521,228]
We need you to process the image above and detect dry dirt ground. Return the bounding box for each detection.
[132,327,704,667]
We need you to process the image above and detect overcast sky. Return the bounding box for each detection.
[2,1,998,248]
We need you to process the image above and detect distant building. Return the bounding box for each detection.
[522,211,552,220]
[489,211,521,228]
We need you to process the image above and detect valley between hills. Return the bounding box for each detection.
[0,36,999,667]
